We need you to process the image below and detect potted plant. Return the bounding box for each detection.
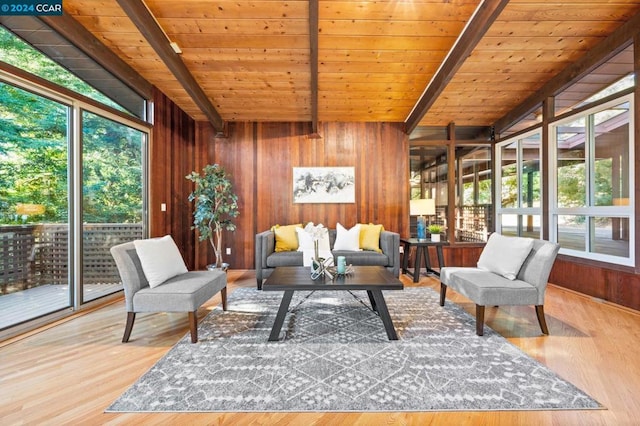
[186,164,239,270]
[428,224,443,242]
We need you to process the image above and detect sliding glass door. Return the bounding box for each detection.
[0,82,71,328]
[0,81,149,334]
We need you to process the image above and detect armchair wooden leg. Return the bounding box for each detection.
[439,284,447,306]
[535,305,549,335]
[122,312,136,343]
[188,311,198,343]
[221,287,228,311]
[476,305,485,336]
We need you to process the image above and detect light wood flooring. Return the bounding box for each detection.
[1,270,640,425]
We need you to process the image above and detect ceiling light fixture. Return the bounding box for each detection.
[141,0,182,55]
[170,42,182,54]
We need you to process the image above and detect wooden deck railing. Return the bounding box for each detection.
[0,223,142,294]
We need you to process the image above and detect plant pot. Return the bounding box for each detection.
[207,262,229,272]
[430,234,441,243]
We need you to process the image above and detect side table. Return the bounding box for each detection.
[400,238,449,283]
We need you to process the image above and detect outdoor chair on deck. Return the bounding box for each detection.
[439,233,560,336]
[110,236,227,343]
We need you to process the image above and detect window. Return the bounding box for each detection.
[496,130,542,238]
[550,95,634,265]
[458,147,492,242]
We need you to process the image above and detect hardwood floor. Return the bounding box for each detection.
[1,269,640,425]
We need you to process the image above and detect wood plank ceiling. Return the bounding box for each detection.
[61,0,640,134]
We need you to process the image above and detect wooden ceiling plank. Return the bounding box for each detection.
[320,2,480,22]
[485,20,621,37]
[493,10,640,134]
[499,4,639,21]
[147,0,309,20]
[156,18,310,35]
[319,62,440,74]
[319,36,457,51]
[115,0,224,131]
[404,0,510,135]
[318,20,466,37]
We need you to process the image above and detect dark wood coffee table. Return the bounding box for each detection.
[262,266,404,341]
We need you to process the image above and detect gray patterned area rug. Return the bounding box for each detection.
[107,287,602,413]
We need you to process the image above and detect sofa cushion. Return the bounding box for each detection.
[271,223,302,252]
[359,223,384,252]
[132,270,226,312]
[333,223,361,251]
[477,233,534,280]
[266,251,304,267]
[331,250,389,267]
[441,267,538,306]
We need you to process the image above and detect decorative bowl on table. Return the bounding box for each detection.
[327,264,355,277]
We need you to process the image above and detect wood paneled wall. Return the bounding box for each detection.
[151,111,410,270]
[151,93,640,311]
[212,121,410,270]
[150,88,199,269]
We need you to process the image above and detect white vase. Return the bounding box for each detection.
[431,234,441,243]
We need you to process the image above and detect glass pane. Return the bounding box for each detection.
[520,215,540,239]
[521,134,541,207]
[457,147,491,243]
[500,142,518,208]
[0,82,70,329]
[460,147,492,206]
[500,214,518,237]
[593,102,630,206]
[591,217,630,258]
[557,215,586,251]
[557,117,586,208]
[82,111,144,303]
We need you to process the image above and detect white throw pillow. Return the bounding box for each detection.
[477,233,534,280]
[133,235,188,288]
[333,223,362,251]
[296,223,330,252]
[296,227,314,251]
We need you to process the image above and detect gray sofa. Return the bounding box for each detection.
[255,228,400,289]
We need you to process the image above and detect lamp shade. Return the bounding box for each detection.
[410,198,435,216]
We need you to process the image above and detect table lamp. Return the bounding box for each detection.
[410,198,436,241]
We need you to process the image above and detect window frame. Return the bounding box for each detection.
[495,128,543,239]
[549,94,635,266]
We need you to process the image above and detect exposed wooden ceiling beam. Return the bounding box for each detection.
[493,11,640,134]
[404,0,509,135]
[115,0,224,132]
[309,0,319,137]
[39,13,153,99]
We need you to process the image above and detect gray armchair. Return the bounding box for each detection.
[439,237,560,336]
[110,241,227,343]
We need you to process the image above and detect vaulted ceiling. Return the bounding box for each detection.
[14,1,640,136]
